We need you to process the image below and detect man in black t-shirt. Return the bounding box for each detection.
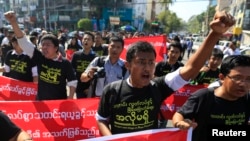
[92,32,108,56]
[95,11,236,136]
[173,55,250,141]
[0,111,33,141]
[5,12,77,100]
[0,36,38,82]
[71,31,97,98]
[155,42,184,77]
[190,48,223,85]
[0,29,14,67]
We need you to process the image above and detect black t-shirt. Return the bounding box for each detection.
[154,61,184,77]
[190,68,220,85]
[1,44,13,57]
[32,49,77,100]
[97,76,174,134]
[0,112,21,141]
[92,45,108,57]
[177,88,250,141]
[71,50,96,93]
[5,50,36,82]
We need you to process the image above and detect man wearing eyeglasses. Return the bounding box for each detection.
[173,55,250,141]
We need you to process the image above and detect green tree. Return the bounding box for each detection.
[187,16,201,34]
[158,10,182,33]
[186,5,216,35]
[77,18,92,31]
[160,0,173,8]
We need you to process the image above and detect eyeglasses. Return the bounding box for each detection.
[227,75,250,84]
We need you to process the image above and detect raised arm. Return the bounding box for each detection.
[4,11,24,38]
[179,11,235,81]
[4,11,35,58]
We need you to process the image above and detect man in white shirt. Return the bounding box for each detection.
[223,40,241,58]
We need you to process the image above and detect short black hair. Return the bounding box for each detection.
[109,36,124,47]
[41,33,59,48]
[211,48,223,59]
[30,31,39,37]
[84,31,95,41]
[168,41,183,53]
[126,41,156,63]
[220,55,250,76]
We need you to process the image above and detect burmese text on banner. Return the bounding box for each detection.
[0,76,37,101]
[0,99,100,141]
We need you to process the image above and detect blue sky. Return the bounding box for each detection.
[169,0,210,22]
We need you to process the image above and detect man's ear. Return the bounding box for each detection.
[218,73,225,83]
[124,61,130,70]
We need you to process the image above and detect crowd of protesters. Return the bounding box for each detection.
[2,10,250,141]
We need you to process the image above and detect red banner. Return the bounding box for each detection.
[0,76,207,140]
[0,97,195,141]
[0,76,37,101]
[121,36,167,63]
[161,84,208,119]
[80,128,192,141]
[0,98,100,141]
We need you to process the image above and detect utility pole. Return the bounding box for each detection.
[43,0,47,30]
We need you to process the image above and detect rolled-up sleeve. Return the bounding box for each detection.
[164,67,189,91]
[17,36,35,58]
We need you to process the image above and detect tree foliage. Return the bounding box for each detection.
[77,18,92,31]
[186,5,216,35]
[157,10,182,33]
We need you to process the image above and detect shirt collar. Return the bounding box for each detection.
[105,55,125,67]
[52,53,63,62]
[11,50,27,55]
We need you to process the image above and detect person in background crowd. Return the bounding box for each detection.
[29,31,39,49]
[0,111,33,141]
[37,30,47,46]
[5,11,77,100]
[190,48,223,85]
[29,35,38,49]
[223,40,241,59]
[154,41,184,128]
[58,38,66,57]
[0,28,7,65]
[57,29,67,47]
[0,36,38,83]
[155,42,184,77]
[186,37,193,59]
[172,55,250,141]
[101,30,110,44]
[67,36,82,51]
[95,11,236,136]
[180,37,187,59]
[81,36,129,97]
[71,31,97,98]
[171,36,183,61]
[92,32,108,56]
[0,29,14,67]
